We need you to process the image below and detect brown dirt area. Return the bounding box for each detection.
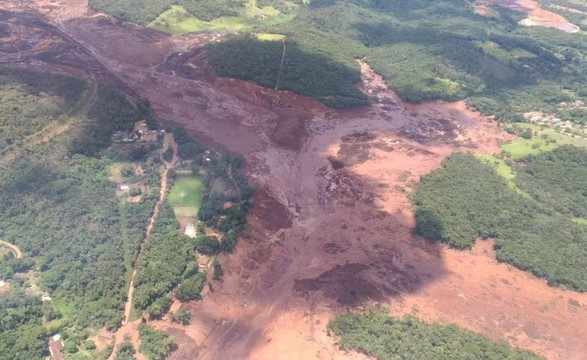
[476,0,580,32]
[2,1,587,360]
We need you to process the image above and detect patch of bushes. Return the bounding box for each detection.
[413,152,587,291]
[329,308,543,360]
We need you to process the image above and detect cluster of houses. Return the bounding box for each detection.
[112,120,164,143]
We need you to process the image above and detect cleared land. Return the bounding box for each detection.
[168,177,203,217]
[501,124,587,159]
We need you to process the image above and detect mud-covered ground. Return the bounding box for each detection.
[2,1,587,359]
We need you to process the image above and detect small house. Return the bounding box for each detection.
[185,224,196,238]
[120,185,130,191]
[48,339,64,360]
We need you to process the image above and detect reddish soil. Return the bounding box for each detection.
[476,0,580,32]
[2,2,587,360]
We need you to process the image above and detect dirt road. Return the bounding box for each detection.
[122,133,178,324]
[0,239,22,259]
[2,2,587,360]
[108,133,179,359]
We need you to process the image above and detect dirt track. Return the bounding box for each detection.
[0,239,21,259]
[2,1,587,359]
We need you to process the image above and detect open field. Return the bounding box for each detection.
[501,123,587,159]
[3,1,587,359]
[148,2,296,35]
[168,176,203,217]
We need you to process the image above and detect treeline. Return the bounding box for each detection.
[207,35,369,107]
[89,0,246,24]
[412,151,587,291]
[328,308,542,360]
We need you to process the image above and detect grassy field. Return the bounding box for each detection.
[255,33,286,41]
[168,176,203,217]
[149,3,296,35]
[501,124,587,160]
[475,154,517,189]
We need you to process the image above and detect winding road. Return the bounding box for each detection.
[0,239,22,259]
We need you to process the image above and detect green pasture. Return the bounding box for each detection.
[149,3,296,35]
[501,123,587,160]
[168,176,203,217]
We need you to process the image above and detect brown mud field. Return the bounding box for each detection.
[476,0,581,32]
[2,1,587,359]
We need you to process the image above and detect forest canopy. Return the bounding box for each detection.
[412,148,587,291]
[329,308,543,360]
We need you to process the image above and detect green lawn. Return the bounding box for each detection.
[501,124,587,160]
[475,154,532,198]
[168,176,203,217]
[475,154,515,186]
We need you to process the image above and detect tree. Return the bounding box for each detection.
[170,307,191,326]
[138,325,175,360]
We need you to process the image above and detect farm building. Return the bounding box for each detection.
[185,224,196,238]
[48,336,64,360]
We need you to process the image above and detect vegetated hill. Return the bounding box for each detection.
[207,34,369,107]
[0,67,87,152]
[0,289,48,360]
[206,0,587,119]
[88,0,304,27]
[89,0,241,24]
[412,149,587,291]
[0,66,254,357]
[329,308,543,360]
[0,67,163,358]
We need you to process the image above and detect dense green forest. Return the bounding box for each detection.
[515,145,587,218]
[329,308,542,360]
[0,67,87,152]
[0,290,48,360]
[207,35,369,107]
[0,67,164,358]
[115,340,136,360]
[412,148,587,291]
[132,202,202,317]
